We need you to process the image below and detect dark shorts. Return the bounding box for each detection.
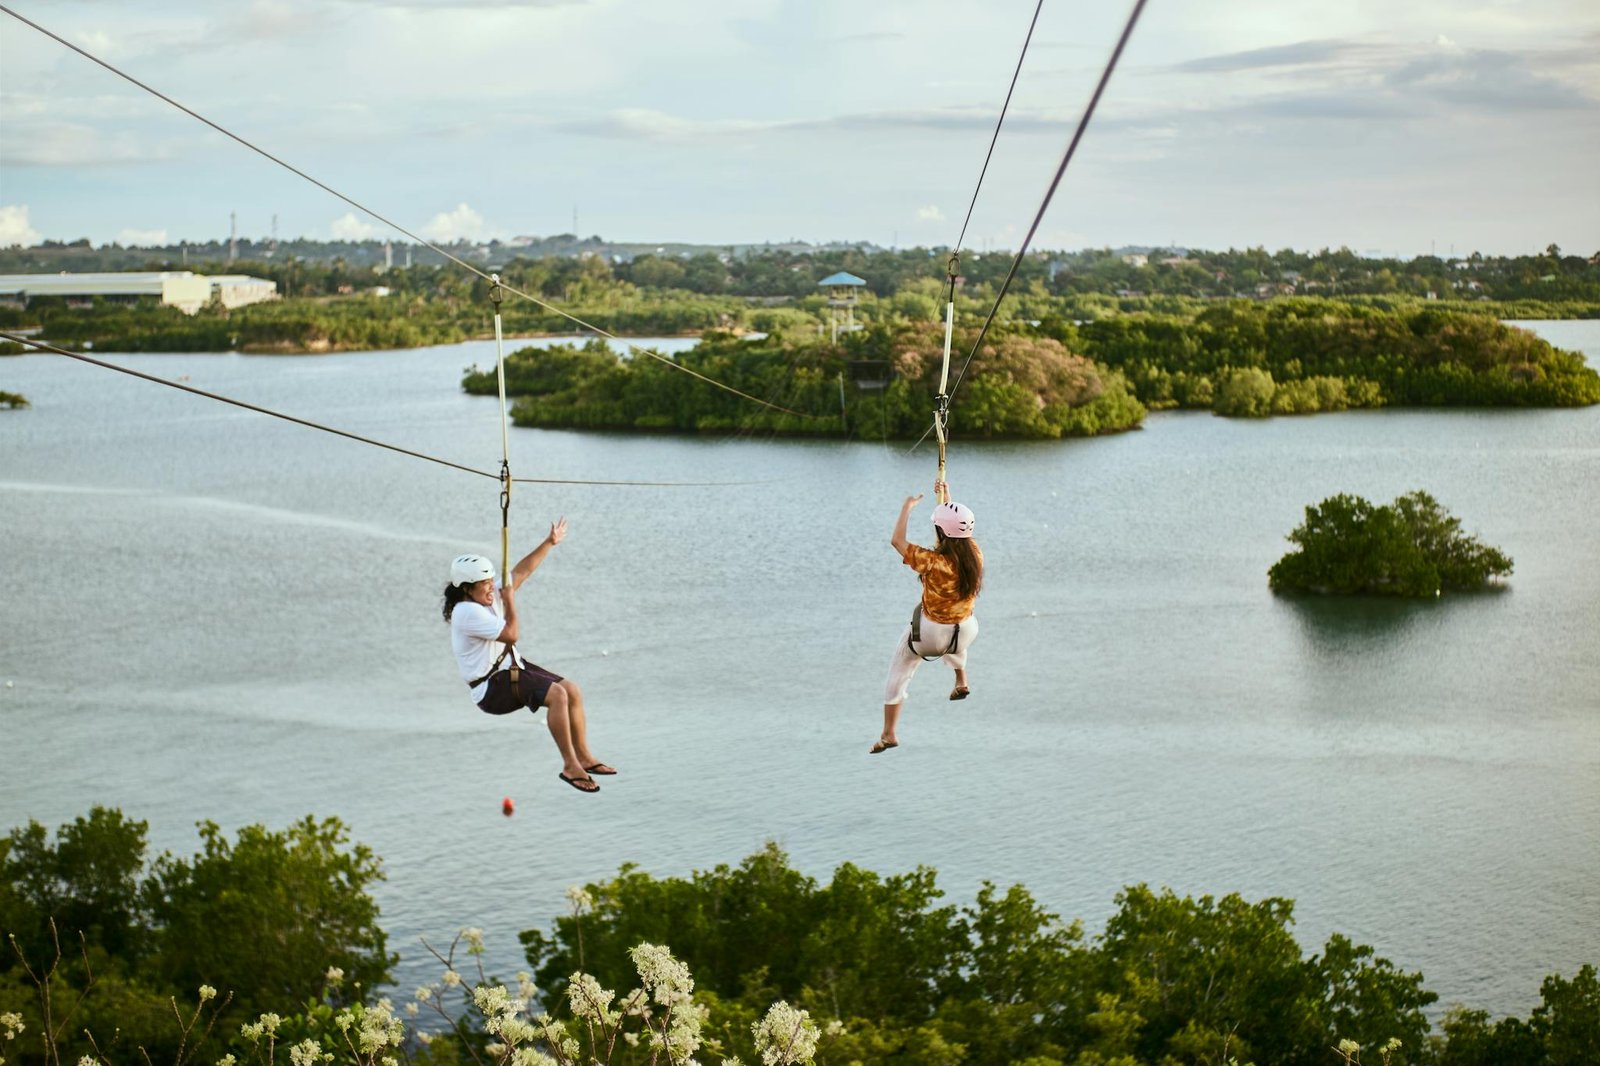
[477,664,564,715]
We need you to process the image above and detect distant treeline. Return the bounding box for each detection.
[462,300,1597,439]
[4,241,1599,305]
[1054,299,1600,413]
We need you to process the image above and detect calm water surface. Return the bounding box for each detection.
[2,326,1597,1018]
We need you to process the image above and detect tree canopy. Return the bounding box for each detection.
[1269,491,1513,596]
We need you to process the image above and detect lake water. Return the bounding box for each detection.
[2,325,1596,1020]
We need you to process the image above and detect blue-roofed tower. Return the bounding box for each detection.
[818,271,866,342]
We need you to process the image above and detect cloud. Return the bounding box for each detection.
[0,122,172,167]
[1384,48,1595,110]
[1175,39,1363,74]
[330,212,383,240]
[117,228,169,246]
[557,105,1069,142]
[335,0,583,7]
[420,203,487,242]
[0,206,43,248]
[556,107,772,141]
[833,31,906,43]
[917,205,945,222]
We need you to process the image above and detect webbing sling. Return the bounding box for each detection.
[907,603,961,663]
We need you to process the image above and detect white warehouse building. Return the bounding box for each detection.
[0,271,278,315]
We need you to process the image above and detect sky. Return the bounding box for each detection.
[1,0,1597,258]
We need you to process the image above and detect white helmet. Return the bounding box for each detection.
[932,502,975,539]
[449,554,495,587]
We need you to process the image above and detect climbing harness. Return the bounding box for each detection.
[907,603,961,662]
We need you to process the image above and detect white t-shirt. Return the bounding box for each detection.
[450,587,522,702]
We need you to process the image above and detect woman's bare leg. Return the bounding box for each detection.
[560,679,613,772]
[541,684,592,784]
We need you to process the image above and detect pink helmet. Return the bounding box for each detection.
[932,501,975,539]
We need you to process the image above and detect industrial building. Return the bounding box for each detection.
[0,271,278,315]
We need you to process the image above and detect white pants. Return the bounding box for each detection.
[882,613,979,705]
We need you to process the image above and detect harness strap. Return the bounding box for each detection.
[907,603,961,662]
[468,642,521,698]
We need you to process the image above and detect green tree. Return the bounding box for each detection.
[1270,492,1512,596]
[142,817,394,1021]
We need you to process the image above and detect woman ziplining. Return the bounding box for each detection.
[864,0,1149,755]
[871,478,984,754]
[437,279,614,794]
[443,524,615,794]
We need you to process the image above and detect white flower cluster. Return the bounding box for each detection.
[1,1012,24,1040]
[333,1000,405,1055]
[564,885,594,914]
[648,1000,707,1066]
[751,1001,820,1066]
[629,943,695,1007]
[462,928,485,955]
[325,967,345,986]
[287,1038,330,1066]
[565,973,620,1027]
[474,984,537,1045]
[532,1014,579,1063]
[198,985,217,1003]
[240,1013,283,1043]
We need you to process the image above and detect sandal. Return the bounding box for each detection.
[583,763,618,776]
[949,686,971,701]
[869,739,898,754]
[559,772,600,793]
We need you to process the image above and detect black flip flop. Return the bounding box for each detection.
[949,687,971,701]
[559,772,600,793]
[583,763,618,776]
[869,740,898,754]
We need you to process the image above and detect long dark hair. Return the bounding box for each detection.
[442,584,470,622]
[935,529,983,600]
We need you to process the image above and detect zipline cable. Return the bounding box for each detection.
[936,0,1045,499]
[924,0,1047,481]
[951,0,1047,257]
[947,0,1148,404]
[0,331,773,489]
[0,3,805,419]
[910,0,1147,455]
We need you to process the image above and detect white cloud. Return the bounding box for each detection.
[330,212,383,240]
[0,206,42,247]
[1,123,170,167]
[117,228,169,246]
[420,203,488,242]
[917,205,946,222]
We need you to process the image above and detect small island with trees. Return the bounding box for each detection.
[1269,491,1513,596]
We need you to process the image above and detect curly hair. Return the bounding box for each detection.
[442,583,472,622]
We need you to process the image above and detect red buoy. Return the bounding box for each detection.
[501,797,515,817]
